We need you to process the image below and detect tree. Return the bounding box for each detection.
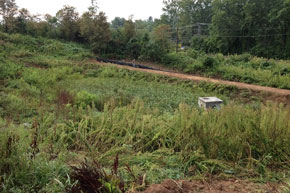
[178,0,213,24]
[210,0,290,58]
[178,0,213,46]
[126,37,141,59]
[0,0,18,32]
[80,10,111,54]
[162,0,182,52]
[210,0,248,54]
[152,24,172,54]
[275,0,290,57]
[56,6,80,41]
[14,8,30,34]
[163,0,180,26]
[41,14,58,38]
[134,16,155,32]
[122,19,136,43]
[111,17,126,29]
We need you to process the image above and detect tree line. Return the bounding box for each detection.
[162,0,290,59]
[1,0,290,60]
[0,0,173,61]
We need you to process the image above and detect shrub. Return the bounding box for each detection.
[0,93,35,120]
[202,56,218,69]
[227,53,253,64]
[162,52,195,70]
[185,49,202,59]
[69,156,126,193]
[0,124,72,193]
[0,61,22,80]
[75,91,102,110]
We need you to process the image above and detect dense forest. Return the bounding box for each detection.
[1,0,290,60]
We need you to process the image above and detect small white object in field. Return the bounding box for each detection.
[198,97,223,110]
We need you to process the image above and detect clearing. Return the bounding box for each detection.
[98,61,290,96]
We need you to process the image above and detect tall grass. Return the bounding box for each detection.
[62,101,290,165]
[1,101,289,192]
[0,32,289,192]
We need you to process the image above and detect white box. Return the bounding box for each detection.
[198,97,223,110]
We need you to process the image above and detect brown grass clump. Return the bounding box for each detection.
[69,155,125,193]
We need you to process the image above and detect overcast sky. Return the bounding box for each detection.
[16,0,164,21]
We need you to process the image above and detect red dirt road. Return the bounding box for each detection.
[100,62,290,96]
[140,179,283,193]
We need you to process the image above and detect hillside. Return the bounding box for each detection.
[0,33,289,192]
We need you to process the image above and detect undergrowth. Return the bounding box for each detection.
[161,51,290,89]
[0,32,289,192]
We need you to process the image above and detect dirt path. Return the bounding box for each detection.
[99,62,290,96]
[140,179,284,193]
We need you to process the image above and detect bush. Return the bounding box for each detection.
[160,51,290,89]
[0,123,72,193]
[185,49,202,59]
[162,52,219,74]
[162,52,195,70]
[75,91,102,110]
[0,93,36,120]
[202,56,218,69]
[227,53,253,64]
[139,41,170,62]
[0,61,22,80]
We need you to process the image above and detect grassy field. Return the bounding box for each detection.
[162,51,290,89]
[0,33,289,192]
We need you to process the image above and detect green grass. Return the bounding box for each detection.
[0,32,289,192]
[61,68,230,112]
[161,51,290,89]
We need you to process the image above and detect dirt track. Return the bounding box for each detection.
[100,62,290,96]
[141,179,282,193]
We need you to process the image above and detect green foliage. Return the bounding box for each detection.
[161,50,290,89]
[75,91,102,110]
[0,32,92,61]
[211,0,290,59]
[0,32,289,192]
[0,61,22,80]
[0,0,18,33]
[202,55,217,68]
[80,11,111,54]
[56,6,80,41]
[1,0,290,60]
[0,93,35,120]
[0,120,74,193]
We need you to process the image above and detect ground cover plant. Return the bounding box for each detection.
[161,51,290,89]
[0,33,289,192]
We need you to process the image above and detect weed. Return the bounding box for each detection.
[70,155,125,193]
[0,32,289,192]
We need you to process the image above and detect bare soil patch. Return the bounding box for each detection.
[141,179,282,193]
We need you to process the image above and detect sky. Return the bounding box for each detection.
[16,0,164,21]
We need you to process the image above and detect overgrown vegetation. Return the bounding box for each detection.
[1,0,290,93]
[1,0,290,191]
[161,51,290,89]
[162,0,290,59]
[0,32,289,192]
[2,0,290,61]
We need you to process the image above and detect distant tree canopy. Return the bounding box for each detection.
[80,10,111,54]
[0,0,18,32]
[111,17,126,29]
[56,6,80,41]
[161,0,290,58]
[0,0,289,59]
[210,0,290,58]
